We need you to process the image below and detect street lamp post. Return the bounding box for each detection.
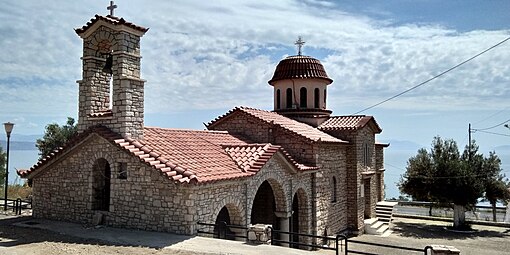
[3,122,14,211]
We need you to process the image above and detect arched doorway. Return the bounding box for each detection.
[291,192,299,248]
[251,181,277,226]
[291,188,309,249]
[213,203,243,240]
[251,179,288,245]
[214,206,232,239]
[92,158,111,211]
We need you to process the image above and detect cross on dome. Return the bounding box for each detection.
[107,1,117,16]
[295,36,305,56]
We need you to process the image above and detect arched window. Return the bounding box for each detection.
[363,142,370,167]
[286,88,293,108]
[300,87,307,108]
[324,89,327,105]
[331,176,337,203]
[276,89,281,109]
[314,88,320,108]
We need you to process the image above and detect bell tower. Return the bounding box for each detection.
[75,3,149,139]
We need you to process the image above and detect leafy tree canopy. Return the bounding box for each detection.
[36,117,78,159]
[398,136,508,228]
[399,136,484,206]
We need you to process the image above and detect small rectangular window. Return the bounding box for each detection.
[118,162,127,179]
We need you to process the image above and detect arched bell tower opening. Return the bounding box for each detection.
[268,38,333,127]
[75,13,149,140]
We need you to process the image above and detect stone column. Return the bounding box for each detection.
[275,211,291,247]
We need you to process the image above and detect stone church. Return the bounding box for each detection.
[19,11,387,241]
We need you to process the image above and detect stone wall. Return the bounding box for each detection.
[375,144,386,201]
[316,144,349,236]
[209,112,317,164]
[322,126,380,232]
[192,153,313,238]
[32,135,196,234]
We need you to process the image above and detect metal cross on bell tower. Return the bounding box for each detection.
[107,1,118,16]
[295,36,305,56]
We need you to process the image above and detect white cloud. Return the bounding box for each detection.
[0,0,509,126]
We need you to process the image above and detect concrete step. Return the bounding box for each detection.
[364,217,378,225]
[377,201,398,207]
[377,217,391,223]
[376,207,393,212]
[376,224,389,234]
[381,229,393,237]
[376,210,392,216]
[371,221,384,229]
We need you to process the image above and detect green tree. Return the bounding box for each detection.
[399,136,487,229]
[0,145,5,188]
[482,151,510,221]
[36,117,78,159]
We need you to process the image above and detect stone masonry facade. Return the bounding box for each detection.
[24,13,387,245]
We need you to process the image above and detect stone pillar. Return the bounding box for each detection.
[429,245,461,255]
[275,211,291,247]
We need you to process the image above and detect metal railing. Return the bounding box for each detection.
[3,198,32,215]
[346,239,432,254]
[198,222,434,254]
[269,227,348,255]
[197,221,248,240]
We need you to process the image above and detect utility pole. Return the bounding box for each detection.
[468,123,472,162]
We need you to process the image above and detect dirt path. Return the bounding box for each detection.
[0,216,201,255]
[2,211,510,255]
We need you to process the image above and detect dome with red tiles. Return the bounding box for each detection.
[268,55,332,85]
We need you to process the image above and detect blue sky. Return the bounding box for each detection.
[1,1,509,180]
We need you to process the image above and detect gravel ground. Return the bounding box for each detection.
[349,218,510,255]
[0,214,200,255]
[2,210,510,255]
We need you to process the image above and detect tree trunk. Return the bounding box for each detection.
[453,204,465,229]
[492,202,497,222]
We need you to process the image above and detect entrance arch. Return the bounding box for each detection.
[250,179,288,245]
[250,179,287,224]
[291,188,309,248]
[213,203,243,240]
[92,158,111,211]
[251,180,277,225]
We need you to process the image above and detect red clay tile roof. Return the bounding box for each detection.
[224,144,318,173]
[318,115,382,133]
[75,15,149,35]
[19,125,317,184]
[268,55,332,85]
[207,107,347,144]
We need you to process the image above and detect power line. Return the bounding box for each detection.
[474,130,510,137]
[473,106,510,125]
[353,35,510,115]
[472,118,510,131]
